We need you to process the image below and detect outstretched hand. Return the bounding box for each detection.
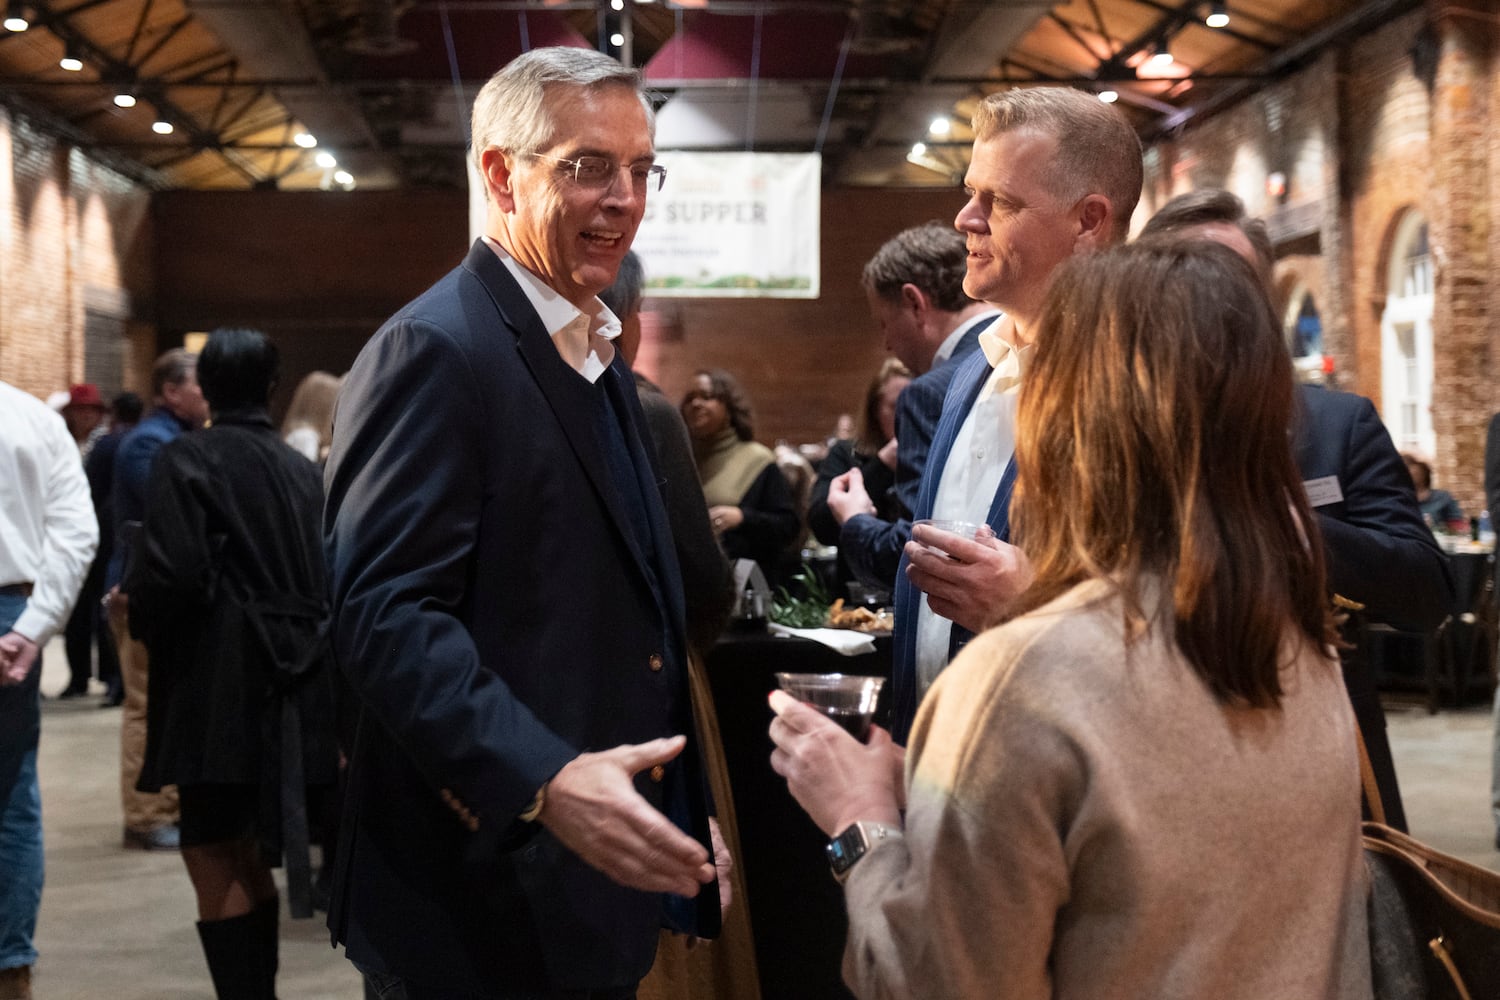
[541,736,715,899]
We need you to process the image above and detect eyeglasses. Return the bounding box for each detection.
[527,153,666,193]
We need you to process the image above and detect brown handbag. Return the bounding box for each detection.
[1358,731,1500,999]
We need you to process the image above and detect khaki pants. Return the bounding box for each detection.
[108,606,178,832]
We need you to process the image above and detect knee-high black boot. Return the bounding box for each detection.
[196,912,262,1000]
[251,894,280,1000]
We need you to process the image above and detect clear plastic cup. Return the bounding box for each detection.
[775,672,884,742]
[911,518,994,558]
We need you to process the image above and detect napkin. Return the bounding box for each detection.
[767,624,877,656]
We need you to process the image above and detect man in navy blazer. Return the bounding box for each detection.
[815,222,999,589]
[889,89,1143,741]
[323,48,722,997]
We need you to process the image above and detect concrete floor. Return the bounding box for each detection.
[22,642,1500,998]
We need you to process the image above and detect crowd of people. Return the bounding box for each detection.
[0,42,1494,1000]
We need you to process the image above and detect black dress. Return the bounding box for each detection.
[127,411,338,826]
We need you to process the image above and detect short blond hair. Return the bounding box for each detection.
[972,87,1142,241]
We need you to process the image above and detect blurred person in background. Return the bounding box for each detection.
[0,380,97,1000]
[280,371,342,466]
[1401,452,1465,533]
[808,358,912,594]
[770,242,1370,1000]
[107,348,210,853]
[54,383,109,457]
[126,328,338,1000]
[682,368,799,587]
[74,392,143,706]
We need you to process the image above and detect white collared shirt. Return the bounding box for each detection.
[933,309,1003,367]
[914,326,1033,694]
[0,381,98,644]
[482,237,621,384]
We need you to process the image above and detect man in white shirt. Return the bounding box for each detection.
[888,87,1143,741]
[0,380,98,1000]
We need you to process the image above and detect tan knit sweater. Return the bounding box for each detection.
[843,579,1372,1000]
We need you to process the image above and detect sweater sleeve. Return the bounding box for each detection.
[841,628,1071,1000]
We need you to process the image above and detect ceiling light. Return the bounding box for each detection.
[1148,39,1174,67]
[1206,1,1229,28]
[929,116,950,136]
[1098,90,1119,104]
[293,132,317,149]
[59,41,83,72]
[113,91,137,109]
[3,1,28,32]
[333,169,353,186]
[609,32,625,46]
[910,141,927,157]
[152,119,173,135]
[611,0,624,8]
[315,151,337,169]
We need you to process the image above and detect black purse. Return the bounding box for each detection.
[1359,732,1500,999]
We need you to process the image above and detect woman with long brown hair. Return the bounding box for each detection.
[769,241,1370,998]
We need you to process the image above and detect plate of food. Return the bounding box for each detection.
[825,599,894,635]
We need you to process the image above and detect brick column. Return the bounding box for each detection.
[1428,0,1496,510]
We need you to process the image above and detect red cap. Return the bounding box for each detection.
[64,384,107,410]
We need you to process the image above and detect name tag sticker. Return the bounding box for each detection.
[1304,475,1344,507]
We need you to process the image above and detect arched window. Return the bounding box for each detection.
[1379,212,1433,456]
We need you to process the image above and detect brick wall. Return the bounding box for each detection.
[0,105,153,402]
[1142,8,1500,513]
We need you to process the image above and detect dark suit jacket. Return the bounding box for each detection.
[837,318,993,590]
[323,241,719,994]
[1294,385,1452,629]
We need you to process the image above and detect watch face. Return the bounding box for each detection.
[827,824,866,876]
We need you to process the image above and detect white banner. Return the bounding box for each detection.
[633,152,820,298]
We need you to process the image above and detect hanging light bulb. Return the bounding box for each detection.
[1206,0,1229,28]
[315,151,337,169]
[293,132,317,148]
[3,1,29,32]
[59,41,83,72]
[1098,90,1119,104]
[929,116,951,136]
[113,91,137,109]
[1148,37,1174,67]
[152,119,174,135]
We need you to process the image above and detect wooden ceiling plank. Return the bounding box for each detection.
[122,0,158,65]
[1047,12,1116,62]
[132,12,190,70]
[1126,0,1280,49]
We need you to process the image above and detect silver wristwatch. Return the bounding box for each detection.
[827,821,903,883]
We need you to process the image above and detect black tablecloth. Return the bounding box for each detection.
[704,629,892,1000]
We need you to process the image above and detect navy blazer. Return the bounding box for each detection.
[323,241,718,993]
[890,348,1016,743]
[839,320,992,590]
[1294,385,1452,628]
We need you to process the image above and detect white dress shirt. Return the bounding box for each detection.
[0,381,99,644]
[914,327,1033,694]
[482,237,620,384]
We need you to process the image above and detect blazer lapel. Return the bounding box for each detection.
[460,241,658,594]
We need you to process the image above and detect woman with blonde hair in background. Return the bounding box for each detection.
[769,241,1371,999]
[280,371,342,464]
